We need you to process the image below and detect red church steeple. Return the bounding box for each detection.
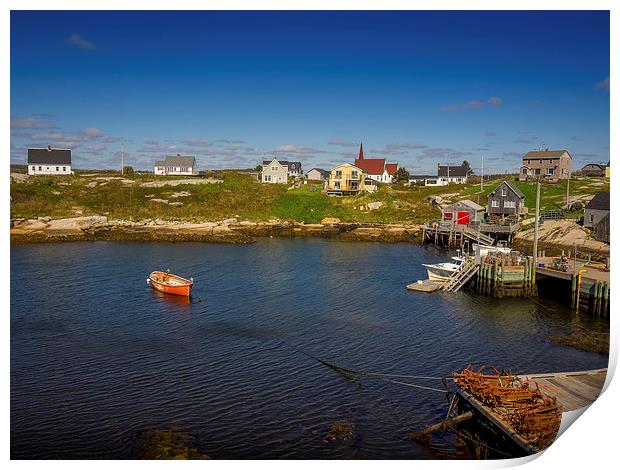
[358,142,364,160]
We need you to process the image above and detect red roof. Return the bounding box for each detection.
[385,163,398,175]
[355,158,386,175]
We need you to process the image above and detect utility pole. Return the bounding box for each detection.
[565,171,570,210]
[481,155,484,192]
[533,179,541,266]
[121,143,125,175]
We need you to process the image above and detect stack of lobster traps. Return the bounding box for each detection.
[452,366,562,452]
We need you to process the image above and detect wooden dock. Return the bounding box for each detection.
[455,368,607,455]
[518,368,607,412]
[406,279,445,292]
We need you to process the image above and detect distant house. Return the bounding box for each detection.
[425,164,469,186]
[487,180,526,221]
[606,161,610,178]
[580,163,607,177]
[154,154,198,176]
[519,149,571,181]
[441,199,485,225]
[584,192,610,229]
[326,163,377,195]
[261,158,303,180]
[306,168,330,181]
[408,175,435,185]
[27,145,72,175]
[353,143,398,183]
[261,158,289,183]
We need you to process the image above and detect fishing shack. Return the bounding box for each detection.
[441,199,485,225]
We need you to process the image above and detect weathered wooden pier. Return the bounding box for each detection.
[536,256,610,318]
[455,368,607,455]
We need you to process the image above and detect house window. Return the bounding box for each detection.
[535,169,541,175]
[56,167,59,171]
[589,214,594,223]
[351,170,358,179]
[501,189,506,197]
[334,181,341,189]
[491,200,499,208]
[335,170,342,178]
[38,166,42,171]
[444,212,453,220]
[547,168,555,175]
[522,168,527,175]
[350,181,359,190]
[264,175,271,182]
[505,201,516,208]
[272,166,278,171]
[539,159,543,164]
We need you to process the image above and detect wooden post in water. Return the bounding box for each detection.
[532,180,541,283]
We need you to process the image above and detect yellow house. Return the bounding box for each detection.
[326,163,377,195]
[605,161,610,178]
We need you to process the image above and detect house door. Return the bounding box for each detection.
[456,211,470,225]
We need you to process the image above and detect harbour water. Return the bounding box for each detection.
[10,239,608,459]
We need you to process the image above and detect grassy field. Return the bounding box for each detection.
[10,171,609,224]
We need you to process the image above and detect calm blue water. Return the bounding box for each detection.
[10,239,608,459]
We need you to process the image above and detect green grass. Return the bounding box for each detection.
[10,172,609,224]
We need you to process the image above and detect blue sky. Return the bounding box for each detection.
[10,10,610,173]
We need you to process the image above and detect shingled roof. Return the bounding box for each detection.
[28,147,71,165]
[523,150,571,160]
[585,192,610,211]
[161,155,196,167]
[438,164,468,177]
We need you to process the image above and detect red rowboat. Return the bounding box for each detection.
[148,271,193,297]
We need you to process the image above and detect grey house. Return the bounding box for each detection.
[261,158,289,184]
[580,163,607,177]
[262,158,303,178]
[487,180,526,221]
[307,168,330,181]
[584,192,610,229]
[595,213,610,243]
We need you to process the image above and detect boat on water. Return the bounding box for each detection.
[422,255,465,281]
[148,270,193,296]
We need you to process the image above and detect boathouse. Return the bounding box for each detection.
[27,145,73,175]
[441,199,485,224]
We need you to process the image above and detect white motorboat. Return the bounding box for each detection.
[422,256,465,281]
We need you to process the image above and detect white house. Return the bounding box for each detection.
[261,158,289,183]
[425,163,469,186]
[154,154,198,176]
[261,158,303,179]
[353,143,398,183]
[27,146,73,175]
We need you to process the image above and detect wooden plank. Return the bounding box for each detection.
[456,389,538,454]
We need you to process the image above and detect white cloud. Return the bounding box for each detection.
[66,33,96,50]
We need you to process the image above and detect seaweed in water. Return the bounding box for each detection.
[135,430,210,460]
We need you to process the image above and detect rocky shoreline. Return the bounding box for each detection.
[10,216,423,245]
